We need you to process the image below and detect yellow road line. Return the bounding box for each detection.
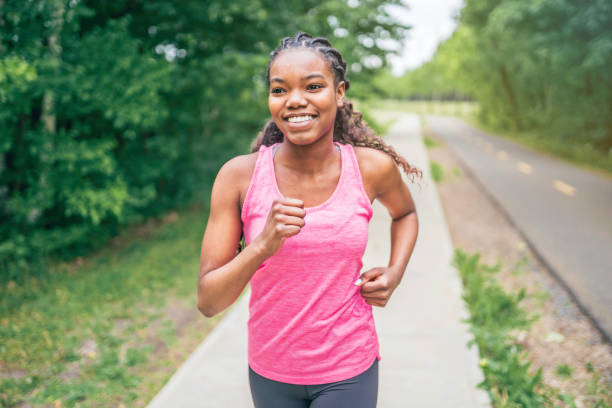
[518,162,532,174]
[553,180,576,196]
[497,150,508,160]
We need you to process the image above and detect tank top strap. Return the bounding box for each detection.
[340,142,373,218]
[243,141,372,224]
[241,143,276,224]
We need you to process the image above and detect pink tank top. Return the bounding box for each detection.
[241,140,381,385]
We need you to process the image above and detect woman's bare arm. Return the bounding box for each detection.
[354,147,419,306]
[374,152,418,282]
[197,155,306,317]
[197,156,268,317]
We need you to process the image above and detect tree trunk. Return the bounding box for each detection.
[498,64,522,130]
[33,1,65,225]
[41,2,64,134]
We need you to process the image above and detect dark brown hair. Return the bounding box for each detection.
[250,31,423,185]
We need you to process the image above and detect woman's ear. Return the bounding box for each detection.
[336,81,346,108]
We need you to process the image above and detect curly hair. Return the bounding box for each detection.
[250,31,423,186]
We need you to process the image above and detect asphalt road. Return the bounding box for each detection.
[425,114,612,343]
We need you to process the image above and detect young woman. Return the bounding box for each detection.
[198,32,421,408]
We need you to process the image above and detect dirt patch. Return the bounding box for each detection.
[126,295,230,407]
[165,299,200,337]
[423,120,612,406]
[108,211,180,249]
[0,366,28,380]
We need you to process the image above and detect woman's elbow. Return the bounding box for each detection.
[197,293,218,318]
[197,302,217,318]
[197,273,217,318]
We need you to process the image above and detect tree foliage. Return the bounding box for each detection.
[380,0,612,155]
[0,0,409,280]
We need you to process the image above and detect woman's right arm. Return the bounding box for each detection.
[197,156,305,318]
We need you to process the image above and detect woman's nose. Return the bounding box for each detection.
[286,90,307,108]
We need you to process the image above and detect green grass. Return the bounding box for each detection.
[585,366,612,404]
[555,364,573,379]
[352,100,398,137]
[453,248,611,408]
[423,135,439,149]
[0,199,235,407]
[430,160,444,183]
[366,99,479,121]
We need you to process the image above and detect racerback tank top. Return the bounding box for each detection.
[240,141,381,385]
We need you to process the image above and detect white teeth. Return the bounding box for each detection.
[287,115,314,123]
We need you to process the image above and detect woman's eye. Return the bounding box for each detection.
[307,84,323,90]
[271,88,285,94]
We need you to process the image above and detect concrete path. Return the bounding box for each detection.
[147,113,491,407]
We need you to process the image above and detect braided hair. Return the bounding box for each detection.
[250,31,423,185]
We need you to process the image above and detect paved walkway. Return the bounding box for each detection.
[147,113,491,407]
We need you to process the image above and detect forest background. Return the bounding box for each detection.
[2,0,612,406]
[2,0,611,280]
[1,0,410,279]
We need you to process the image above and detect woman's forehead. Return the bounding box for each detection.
[270,48,333,79]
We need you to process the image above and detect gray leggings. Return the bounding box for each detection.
[248,357,379,408]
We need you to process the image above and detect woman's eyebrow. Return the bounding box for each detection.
[269,73,326,83]
[303,73,326,80]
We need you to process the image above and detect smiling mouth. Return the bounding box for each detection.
[285,114,318,123]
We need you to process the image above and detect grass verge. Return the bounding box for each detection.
[453,248,611,407]
[353,99,399,137]
[0,199,242,407]
[429,160,444,183]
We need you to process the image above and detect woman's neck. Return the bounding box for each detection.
[274,139,340,176]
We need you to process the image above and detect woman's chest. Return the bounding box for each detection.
[245,203,371,258]
[239,154,376,213]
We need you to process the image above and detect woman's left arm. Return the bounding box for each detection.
[356,151,419,307]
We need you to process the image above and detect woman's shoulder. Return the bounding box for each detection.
[352,145,399,201]
[353,145,396,178]
[217,151,259,185]
[215,151,260,207]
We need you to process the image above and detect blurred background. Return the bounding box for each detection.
[1,0,611,406]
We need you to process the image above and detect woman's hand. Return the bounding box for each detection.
[253,197,306,258]
[354,266,403,307]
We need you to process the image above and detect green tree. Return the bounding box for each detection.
[0,0,410,280]
[387,0,612,154]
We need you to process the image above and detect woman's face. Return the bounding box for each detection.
[268,48,345,146]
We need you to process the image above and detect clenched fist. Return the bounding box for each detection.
[253,198,306,258]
